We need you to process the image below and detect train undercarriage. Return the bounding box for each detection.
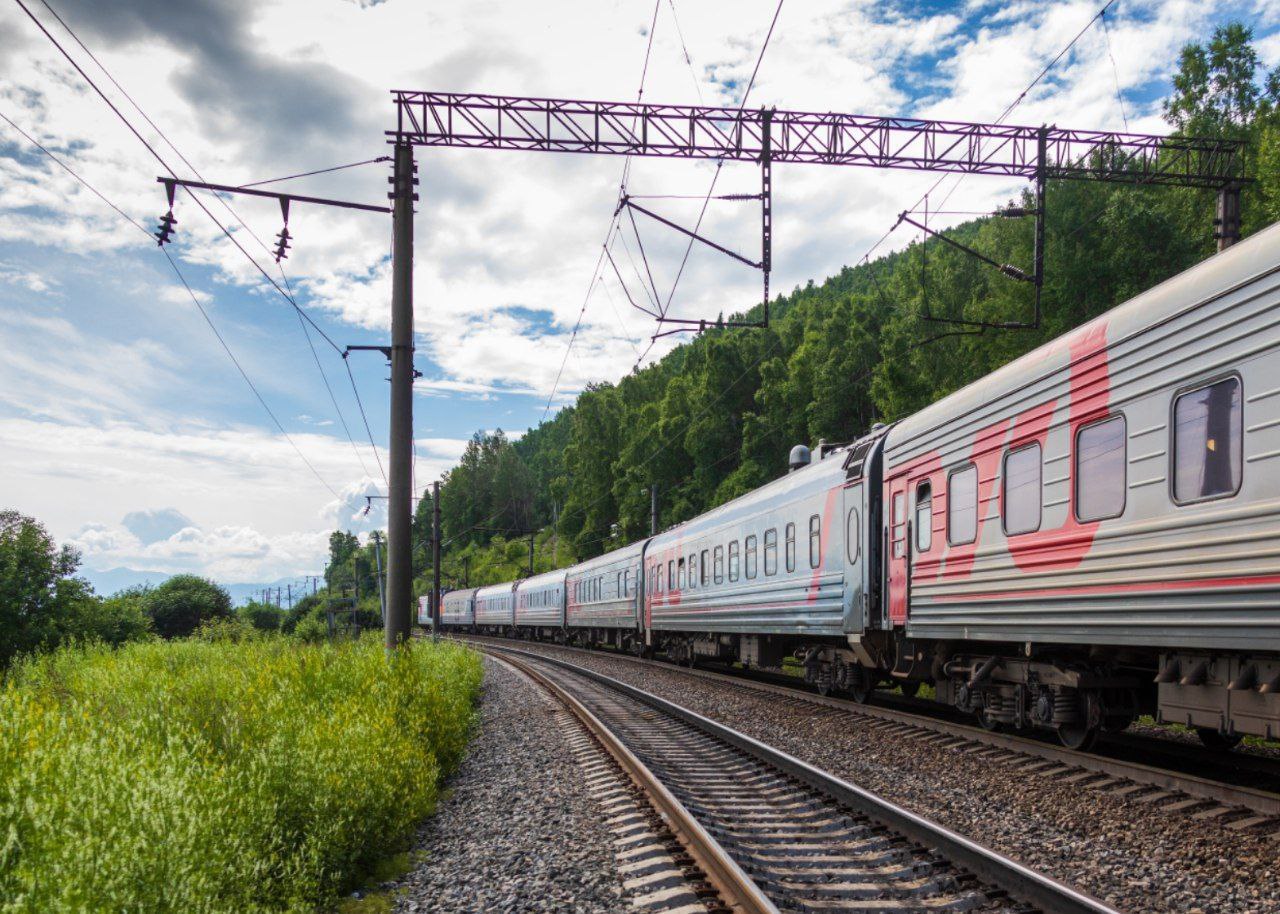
[450,622,1279,751]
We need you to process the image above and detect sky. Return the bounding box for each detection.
[2,0,1278,590]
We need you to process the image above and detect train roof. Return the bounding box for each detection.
[443,587,478,601]
[474,581,516,599]
[517,568,567,590]
[648,447,850,549]
[885,220,1280,456]
[566,539,645,577]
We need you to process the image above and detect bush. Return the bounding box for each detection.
[239,600,284,633]
[0,636,482,912]
[144,575,234,639]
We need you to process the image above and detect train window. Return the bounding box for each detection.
[689,553,698,589]
[915,481,932,552]
[668,560,675,590]
[701,549,710,586]
[1076,415,1127,521]
[763,528,778,576]
[785,523,796,572]
[1173,377,1242,503]
[846,508,860,563]
[745,535,758,579]
[947,464,978,545]
[729,541,740,581]
[714,545,724,583]
[809,515,821,568]
[677,557,686,589]
[1003,442,1042,535]
[892,492,905,558]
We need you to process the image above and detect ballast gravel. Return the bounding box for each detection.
[483,640,1280,914]
[391,657,626,914]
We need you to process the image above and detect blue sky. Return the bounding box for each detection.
[2,0,1278,588]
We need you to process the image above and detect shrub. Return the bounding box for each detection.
[239,600,284,633]
[0,636,482,912]
[143,574,234,639]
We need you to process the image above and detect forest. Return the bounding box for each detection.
[320,24,1280,599]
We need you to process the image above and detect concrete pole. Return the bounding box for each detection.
[650,484,659,537]
[372,530,386,625]
[431,480,442,633]
[386,141,416,650]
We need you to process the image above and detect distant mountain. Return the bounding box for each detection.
[81,567,321,607]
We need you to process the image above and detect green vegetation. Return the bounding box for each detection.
[0,635,482,913]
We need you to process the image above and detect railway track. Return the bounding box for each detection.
[460,634,1280,832]
[481,641,1121,914]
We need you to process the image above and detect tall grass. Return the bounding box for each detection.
[0,635,482,913]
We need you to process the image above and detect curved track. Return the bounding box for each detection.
[462,634,1280,829]
[479,641,1121,914]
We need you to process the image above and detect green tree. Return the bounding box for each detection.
[0,510,97,666]
[239,600,283,632]
[144,575,233,639]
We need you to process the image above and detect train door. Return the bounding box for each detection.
[841,482,867,632]
[886,475,909,625]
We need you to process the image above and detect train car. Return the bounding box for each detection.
[642,438,877,672]
[474,582,516,635]
[566,541,645,652]
[514,569,566,641]
[861,221,1280,748]
[440,587,478,630]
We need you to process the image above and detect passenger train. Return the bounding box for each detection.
[421,223,1280,751]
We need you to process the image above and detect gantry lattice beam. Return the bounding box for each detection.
[390,91,1245,189]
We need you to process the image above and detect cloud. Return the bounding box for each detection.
[0,262,55,292]
[121,507,195,544]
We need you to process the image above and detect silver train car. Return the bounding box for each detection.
[565,541,644,651]
[441,587,478,629]
[433,223,1280,749]
[474,582,516,634]
[514,569,567,640]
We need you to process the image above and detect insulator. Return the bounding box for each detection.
[274,226,292,263]
[999,263,1029,281]
[996,206,1030,218]
[154,210,177,247]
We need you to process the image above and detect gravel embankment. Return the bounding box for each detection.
[481,640,1280,914]
[391,657,627,913]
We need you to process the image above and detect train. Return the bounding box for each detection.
[421,222,1280,752]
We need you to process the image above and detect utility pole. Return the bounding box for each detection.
[651,484,660,536]
[463,554,470,588]
[312,575,317,596]
[385,140,417,651]
[431,480,441,632]
[286,583,292,610]
[372,531,387,624]
[528,530,535,577]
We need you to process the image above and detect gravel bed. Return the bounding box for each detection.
[1126,718,1280,761]
[391,657,626,913]
[488,640,1280,914]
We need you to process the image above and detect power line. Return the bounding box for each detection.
[0,107,344,500]
[26,0,389,487]
[539,0,664,421]
[659,0,786,320]
[241,157,392,188]
[14,0,346,356]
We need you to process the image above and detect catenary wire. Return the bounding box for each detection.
[241,157,393,188]
[30,0,390,485]
[539,0,664,421]
[0,108,344,500]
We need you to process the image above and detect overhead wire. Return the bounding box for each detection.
[658,0,786,320]
[27,0,390,486]
[241,157,393,188]
[540,0,664,421]
[0,107,344,500]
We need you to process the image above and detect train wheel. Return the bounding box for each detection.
[1057,722,1099,751]
[977,709,1002,732]
[848,667,873,704]
[1196,728,1243,751]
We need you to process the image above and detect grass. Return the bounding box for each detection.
[0,634,482,913]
